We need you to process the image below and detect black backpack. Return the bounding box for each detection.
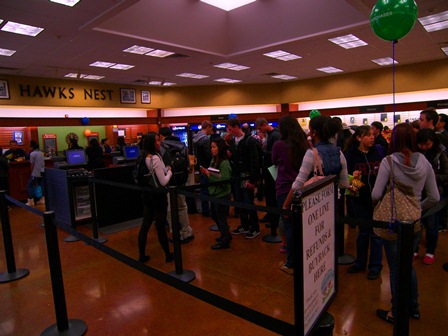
[160,140,189,186]
[133,154,150,186]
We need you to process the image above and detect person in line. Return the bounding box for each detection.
[100,138,112,153]
[372,123,439,324]
[159,127,194,244]
[0,148,9,194]
[255,118,281,230]
[200,137,233,249]
[344,126,385,280]
[115,136,127,156]
[26,140,45,206]
[85,138,105,171]
[137,132,174,264]
[192,120,213,217]
[282,115,349,274]
[415,128,448,264]
[272,116,309,273]
[226,117,261,238]
[64,137,83,156]
[4,140,26,162]
[371,121,389,152]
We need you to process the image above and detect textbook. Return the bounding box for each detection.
[207,167,221,179]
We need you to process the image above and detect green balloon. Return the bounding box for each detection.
[310,110,321,119]
[370,0,418,42]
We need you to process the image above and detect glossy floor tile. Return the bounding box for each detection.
[0,203,447,335]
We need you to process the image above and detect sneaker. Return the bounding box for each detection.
[422,254,435,265]
[279,245,287,253]
[279,261,294,275]
[232,226,249,235]
[347,265,364,274]
[182,235,195,244]
[245,230,260,239]
[413,252,418,262]
[367,270,381,280]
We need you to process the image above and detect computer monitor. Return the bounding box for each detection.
[123,145,139,160]
[66,149,87,165]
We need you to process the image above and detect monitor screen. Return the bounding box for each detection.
[123,146,139,160]
[117,129,125,137]
[66,149,87,165]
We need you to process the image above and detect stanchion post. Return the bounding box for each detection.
[262,214,282,243]
[41,211,87,336]
[88,179,107,244]
[0,190,30,283]
[336,193,355,265]
[167,187,195,283]
[393,220,414,336]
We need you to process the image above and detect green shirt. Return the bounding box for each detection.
[208,159,232,198]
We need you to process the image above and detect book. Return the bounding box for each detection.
[268,165,278,180]
[207,167,221,179]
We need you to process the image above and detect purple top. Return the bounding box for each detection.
[272,140,301,196]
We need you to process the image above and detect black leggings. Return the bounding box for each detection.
[138,193,170,259]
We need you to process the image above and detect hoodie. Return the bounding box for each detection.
[192,131,211,168]
[371,152,439,210]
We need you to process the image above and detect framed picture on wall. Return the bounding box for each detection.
[120,88,136,104]
[0,80,10,99]
[141,90,151,104]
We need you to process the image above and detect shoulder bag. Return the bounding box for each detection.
[373,156,421,240]
[148,155,163,189]
[304,148,326,187]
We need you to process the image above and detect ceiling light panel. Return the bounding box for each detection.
[371,57,398,66]
[271,74,297,80]
[214,62,250,71]
[418,10,448,32]
[329,34,367,49]
[442,46,448,56]
[110,64,134,70]
[145,49,175,58]
[176,73,209,79]
[0,48,16,56]
[263,50,302,61]
[49,0,81,7]
[200,0,256,11]
[1,21,44,37]
[90,61,116,68]
[214,78,242,83]
[123,45,154,54]
[317,66,343,74]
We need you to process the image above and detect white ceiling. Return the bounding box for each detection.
[0,0,447,87]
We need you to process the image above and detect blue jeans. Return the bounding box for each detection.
[233,181,259,232]
[382,229,421,315]
[277,193,293,268]
[420,212,439,255]
[199,173,210,215]
[348,198,383,272]
[211,194,231,243]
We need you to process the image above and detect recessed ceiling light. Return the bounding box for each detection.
[214,62,250,71]
[214,78,242,83]
[123,45,154,55]
[89,61,115,68]
[418,10,448,32]
[147,81,162,86]
[0,48,16,56]
[329,34,367,49]
[271,74,297,80]
[371,57,398,66]
[145,49,175,58]
[263,50,302,61]
[82,75,104,80]
[317,66,343,74]
[200,0,256,11]
[110,64,134,70]
[176,73,209,79]
[49,0,81,7]
[64,73,104,80]
[442,46,448,56]
[1,21,44,37]
[162,82,176,86]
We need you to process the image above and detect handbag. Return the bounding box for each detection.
[373,156,421,240]
[34,184,43,198]
[147,155,167,190]
[304,148,325,186]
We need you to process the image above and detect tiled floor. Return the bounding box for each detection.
[1,202,447,335]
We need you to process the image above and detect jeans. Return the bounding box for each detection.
[277,193,293,268]
[211,194,231,243]
[347,198,383,272]
[233,181,259,232]
[167,192,193,240]
[382,229,421,315]
[420,212,439,255]
[199,173,210,215]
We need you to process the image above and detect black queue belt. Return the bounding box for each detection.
[0,191,87,336]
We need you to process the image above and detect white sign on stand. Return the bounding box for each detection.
[300,178,336,335]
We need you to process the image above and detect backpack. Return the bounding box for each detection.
[160,140,189,186]
[133,154,150,186]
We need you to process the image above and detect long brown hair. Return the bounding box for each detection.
[390,123,417,166]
